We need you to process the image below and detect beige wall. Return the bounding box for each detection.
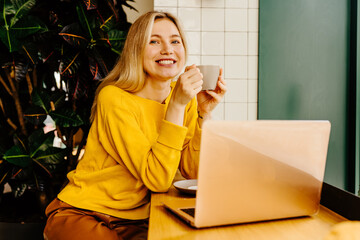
[124,0,154,23]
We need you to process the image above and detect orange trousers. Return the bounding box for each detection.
[43,198,148,240]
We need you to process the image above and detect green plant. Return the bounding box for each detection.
[0,0,135,216]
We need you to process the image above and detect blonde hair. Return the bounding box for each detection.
[90,11,188,122]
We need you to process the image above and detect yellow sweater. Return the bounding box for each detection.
[58,82,201,220]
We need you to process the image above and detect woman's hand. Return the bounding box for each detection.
[197,68,227,120]
[171,64,203,107]
[165,64,203,126]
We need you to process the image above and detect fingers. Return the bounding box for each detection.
[211,68,226,94]
[217,76,227,93]
[171,66,204,106]
[184,64,197,72]
[203,72,227,102]
[219,67,223,77]
[179,67,203,88]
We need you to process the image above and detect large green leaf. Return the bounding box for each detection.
[3,144,31,168]
[91,46,110,76]
[28,130,54,157]
[10,0,37,27]
[88,56,102,80]
[59,51,81,77]
[0,0,16,23]
[31,88,50,113]
[76,2,93,40]
[59,23,89,49]
[107,29,126,53]
[100,15,116,32]
[50,108,84,127]
[34,147,66,164]
[0,7,47,52]
[33,147,66,177]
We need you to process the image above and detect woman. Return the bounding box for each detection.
[43,11,226,240]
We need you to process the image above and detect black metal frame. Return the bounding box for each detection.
[321,182,360,220]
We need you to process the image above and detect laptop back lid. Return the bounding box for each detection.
[194,120,331,228]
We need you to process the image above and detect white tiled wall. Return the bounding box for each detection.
[154,0,259,120]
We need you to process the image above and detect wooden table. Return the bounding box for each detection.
[148,186,347,240]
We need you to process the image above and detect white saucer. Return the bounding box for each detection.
[173,179,198,195]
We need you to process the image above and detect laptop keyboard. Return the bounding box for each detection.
[180,208,195,217]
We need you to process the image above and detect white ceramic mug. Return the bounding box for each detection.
[198,65,220,91]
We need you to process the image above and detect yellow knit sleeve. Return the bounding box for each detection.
[179,97,202,179]
[97,86,188,192]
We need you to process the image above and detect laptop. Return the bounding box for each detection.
[163,120,331,228]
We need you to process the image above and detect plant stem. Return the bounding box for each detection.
[26,72,33,95]
[0,74,13,96]
[0,98,5,115]
[56,125,66,145]
[6,118,17,130]
[5,68,27,136]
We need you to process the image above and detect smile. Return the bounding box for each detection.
[156,59,176,65]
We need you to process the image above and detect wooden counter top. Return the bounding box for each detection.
[149,186,347,240]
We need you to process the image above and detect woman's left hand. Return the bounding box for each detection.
[197,68,227,118]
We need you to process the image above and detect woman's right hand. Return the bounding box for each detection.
[165,64,203,126]
[171,64,203,107]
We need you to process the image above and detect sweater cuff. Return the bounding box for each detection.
[157,120,188,150]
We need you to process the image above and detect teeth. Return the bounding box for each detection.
[158,60,174,65]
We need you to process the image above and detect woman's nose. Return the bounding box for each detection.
[160,43,173,55]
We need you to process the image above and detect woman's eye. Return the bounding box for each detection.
[150,40,159,44]
[172,40,181,44]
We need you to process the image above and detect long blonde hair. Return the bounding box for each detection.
[90,11,188,122]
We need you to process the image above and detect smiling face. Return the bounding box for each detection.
[143,18,186,83]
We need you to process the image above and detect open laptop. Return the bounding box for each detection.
[163,120,331,228]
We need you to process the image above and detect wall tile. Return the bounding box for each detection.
[248,103,258,120]
[225,0,247,8]
[211,103,225,120]
[178,8,201,31]
[179,0,201,7]
[248,79,258,102]
[170,3,259,120]
[225,32,247,55]
[202,32,224,55]
[154,7,178,16]
[187,55,201,66]
[225,9,247,31]
[248,0,259,8]
[225,56,247,79]
[185,31,201,55]
[201,8,225,31]
[248,56,258,79]
[202,0,225,8]
[225,103,248,120]
[225,80,247,103]
[201,55,224,69]
[248,9,258,32]
[248,32,258,55]
[154,0,177,7]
